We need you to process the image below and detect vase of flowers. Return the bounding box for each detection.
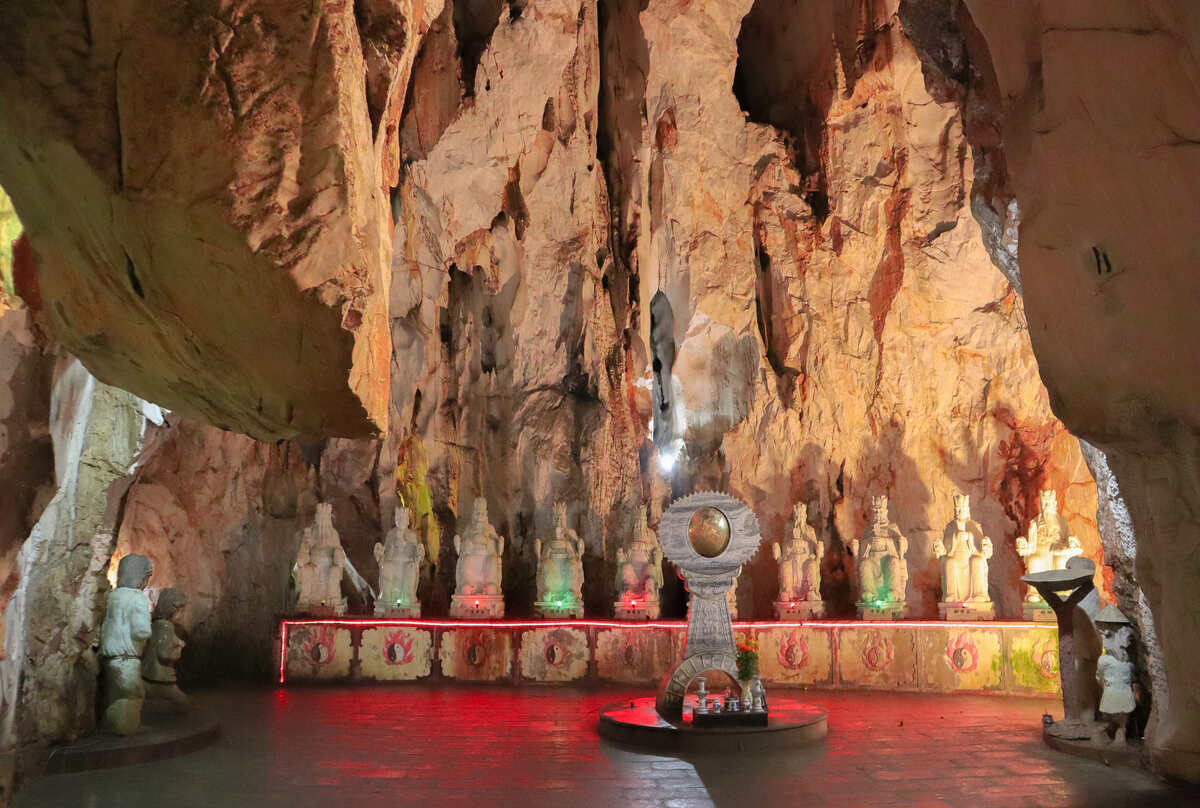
[735,637,759,709]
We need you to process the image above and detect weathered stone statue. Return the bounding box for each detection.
[852,496,909,620]
[143,588,189,713]
[614,506,664,620]
[374,506,425,617]
[1094,605,1137,747]
[773,502,825,619]
[1016,488,1083,620]
[450,498,505,618]
[932,494,994,620]
[99,554,153,735]
[534,502,585,618]
[292,503,349,616]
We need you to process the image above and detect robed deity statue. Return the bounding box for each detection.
[1016,489,1082,602]
[933,494,993,604]
[615,507,664,604]
[142,587,189,713]
[534,503,585,615]
[773,502,824,603]
[454,499,505,596]
[852,496,908,608]
[100,554,154,735]
[292,503,354,615]
[374,506,426,616]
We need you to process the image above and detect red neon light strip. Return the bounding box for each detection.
[277,617,1052,683]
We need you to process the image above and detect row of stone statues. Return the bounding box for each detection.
[290,488,1083,622]
[98,555,189,735]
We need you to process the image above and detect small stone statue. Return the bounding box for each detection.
[932,494,994,620]
[1094,605,1136,747]
[1016,489,1083,619]
[534,503,585,617]
[614,506,664,619]
[142,588,189,713]
[374,506,425,617]
[293,503,349,615]
[773,502,825,618]
[450,498,506,618]
[99,554,153,735]
[852,496,909,619]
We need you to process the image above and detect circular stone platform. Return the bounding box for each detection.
[597,697,827,753]
[45,709,220,774]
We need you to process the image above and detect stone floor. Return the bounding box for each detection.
[15,686,1198,807]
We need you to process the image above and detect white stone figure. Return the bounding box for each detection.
[852,496,909,619]
[374,506,425,617]
[932,494,994,620]
[614,506,664,620]
[100,554,153,735]
[1016,489,1083,617]
[1094,605,1137,747]
[450,498,506,618]
[773,502,825,618]
[534,502,585,618]
[142,588,189,713]
[292,503,349,616]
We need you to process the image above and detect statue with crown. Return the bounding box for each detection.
[932,494,994,620]
[852,495,910,620]
[773,502,826,619]
[1016,488,1083,622]
[534,502,585,618]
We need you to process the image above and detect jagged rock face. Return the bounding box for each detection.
[0,360,154,776]
[0,306,54,652]
[0,0,448,440]
[382,0,1102,619]
[897,0,1200,781]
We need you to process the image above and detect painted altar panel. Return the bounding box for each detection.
[836,626,918,689]
[439,628,513,681]
[596,627,677,683]
[284,624,353,681]
[359,626,434,681]
[519,627,590,682]
[917,626,1004,692]
[755,626,835,686]
[1005,625,1062,695]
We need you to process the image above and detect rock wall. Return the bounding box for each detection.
[0,359,157,779]
[897,0,1200,781]
[386,0,1103,621]
[19,0,1200,790]
[0,0,428,440]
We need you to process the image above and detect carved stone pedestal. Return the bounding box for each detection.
[858,602,907,621]
[450,594,505,619]
[1023,603,1056,623]
[613,599,660,620]
[939,601,995,621]
[295,600,345,618]
[377,603,421,619]
[534,599,583,619]
[775,600,825,620]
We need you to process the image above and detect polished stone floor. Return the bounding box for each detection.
[15,686,1197,807]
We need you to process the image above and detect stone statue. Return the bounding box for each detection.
[143,588,189,713]
[1094,605,1136,747]
[614,506,664,619]
[374,506,425,617]
[450,498,506,618]
[773,502,825,618]
[932,494,994,620]
[852,496,909,619]
[99,554,153,735]
[1016,489,1083,619]
[292,503,349,616]
[534,502,585,617]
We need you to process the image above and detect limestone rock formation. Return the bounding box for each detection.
[0,0,453,440]
[1,359,160,774]
[11,0,1200,789]
[897,0,1200,781]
